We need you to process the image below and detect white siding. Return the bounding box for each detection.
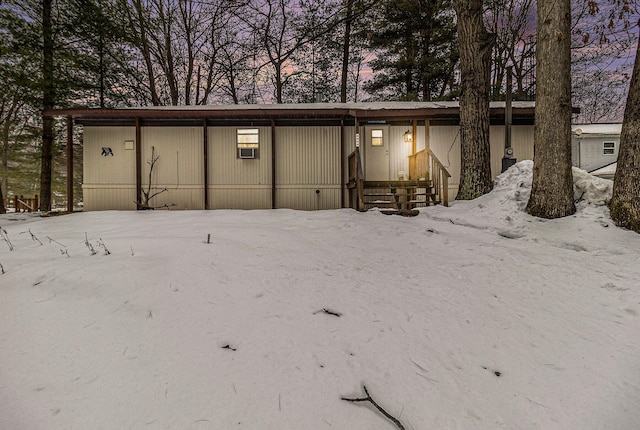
[572,136,619,172]
[141,127,204,209]
[141,127,204,187]
[429,124,535,197]
[275,126,341,210]
[208,187,272,210]
[208,127,272,209]
[83,126,136,185]
[388,126,412,180]
[82,121,535,210]
[82,126,137,210]
[82,186,137,211]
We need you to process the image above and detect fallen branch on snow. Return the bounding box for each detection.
[313,308,342,317]
[341,385,406,430]
[0,227,13,251]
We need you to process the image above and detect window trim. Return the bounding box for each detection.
[371,129,384,147]
[603,141,615,156]
[236,128,260,159]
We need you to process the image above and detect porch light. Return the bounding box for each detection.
[404,130,413,143]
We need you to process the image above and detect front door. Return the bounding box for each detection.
[364,125,390,181]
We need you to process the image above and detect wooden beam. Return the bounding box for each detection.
[135,117,142,209]
[66,115,73,212]
[203,119,209,210]
[412,119,417,155]
[271,119,276,209]
[424,118,430,151]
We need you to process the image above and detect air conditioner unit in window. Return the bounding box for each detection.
[238,148,256,159]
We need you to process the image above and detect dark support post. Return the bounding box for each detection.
[340,117,345,208]
[412,119,417,156]
[66,116,73,212]
[135,117,142,209]
[502,65,517,172]
[203,118,209,210]
[271,119,276,209]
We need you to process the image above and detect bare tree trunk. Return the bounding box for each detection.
[0,176,5,214]
[40,0,55,212]
[131,0,161,105]
[526,0,575,218]
[610,38,640,232]
[453,0,494,200]
[340,0,353,103]
[0,117,6,214]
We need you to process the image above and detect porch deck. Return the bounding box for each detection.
[348,148,450,213]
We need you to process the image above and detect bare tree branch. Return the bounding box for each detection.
[341,385,406,430]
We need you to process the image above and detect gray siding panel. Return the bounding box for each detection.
[83,126,136,185]
[274,126,341,210]
[389,126,412,180]
[430,125,534,198]
[209,188,271,210]
[275,126,340,184]
[276,187,341,210]
[208,127,272,185]
[141,127,204,209]
[141,127,203,186]
[82,186,137,211]
[83,127,137,210]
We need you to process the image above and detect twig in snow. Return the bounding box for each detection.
[60,249,70,258]
[98,238,111,255]
[130,245,135,256]
[0,227,12,251]
[0,261,4,274]
[222,344,237,351]
[25,229,43,245]
[47,236,66,247]
[313,308,342,317]
[83,233,97,255]
[341,385,406,430]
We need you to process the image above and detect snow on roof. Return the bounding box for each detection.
[572,123,622,136]
[124,101,535,112]
[590,162,617,176]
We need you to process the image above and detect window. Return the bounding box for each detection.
[237,128,259,159]
[371,129,383,146]
[603,141,615,155]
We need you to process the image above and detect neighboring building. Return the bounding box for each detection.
[48,102,536,211]
[571,123,622,174]
[589,162,617,180]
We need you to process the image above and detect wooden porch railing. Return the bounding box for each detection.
[347,148,365,211]
[3,195,39,212]
[408,149,451,206]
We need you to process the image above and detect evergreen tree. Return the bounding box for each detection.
[365,0,458,101]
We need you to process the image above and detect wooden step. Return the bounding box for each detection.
[365,200,399,205]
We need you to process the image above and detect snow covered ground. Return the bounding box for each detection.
[1,161,639,430]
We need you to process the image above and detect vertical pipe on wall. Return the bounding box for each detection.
[66,115,73,212]
[340,117,346,208]
[271,118,276,209]
[135,117,142,209]
[203,118,209,210]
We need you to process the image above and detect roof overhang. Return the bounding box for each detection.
[44,101,543,126]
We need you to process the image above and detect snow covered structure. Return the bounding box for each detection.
[571,123,621,175]
[48,102,536,211]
